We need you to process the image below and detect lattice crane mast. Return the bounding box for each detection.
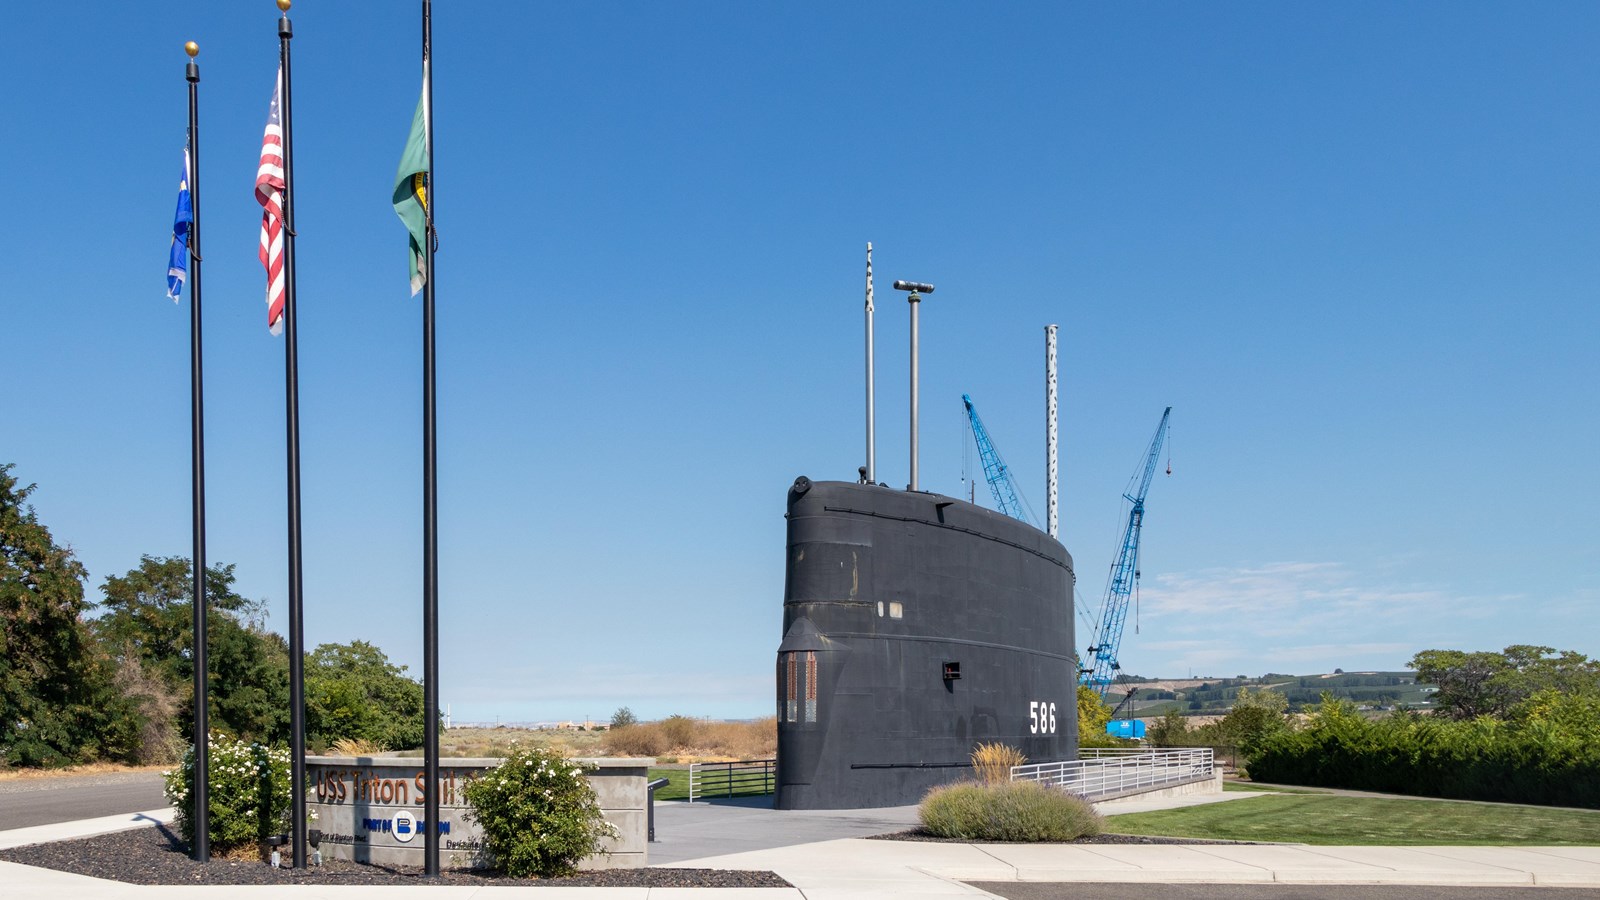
[961,394,1030,524]
[1081,407,1172,699]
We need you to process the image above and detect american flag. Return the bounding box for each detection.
[257,68,286,336]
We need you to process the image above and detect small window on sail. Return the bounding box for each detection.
[889,601,904,619]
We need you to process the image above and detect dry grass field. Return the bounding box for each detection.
[1,719,777,774]
[389,726,608,760]
[601,716,776,762]
[389,716,777,763]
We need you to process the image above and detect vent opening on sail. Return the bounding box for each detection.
[785,652,797,722]
[805,650,818,723]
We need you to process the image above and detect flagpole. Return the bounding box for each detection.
[184,40,210,865]
[276,0,308,870]
[421,0,440,877]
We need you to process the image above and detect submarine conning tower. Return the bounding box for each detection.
[775,476,1078,810]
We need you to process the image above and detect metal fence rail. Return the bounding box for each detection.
[1011,747,1213,800]
[688,758,776,803]
[1079,744,1238,771]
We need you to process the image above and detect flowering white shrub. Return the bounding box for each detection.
[463,746,616,876]
[163,732,292,852]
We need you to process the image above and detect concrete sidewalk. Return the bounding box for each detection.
[667,838,1600,895]
[2,797,1599,897]
[0,807,173,851]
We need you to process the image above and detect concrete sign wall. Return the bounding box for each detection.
[306,755,652,869]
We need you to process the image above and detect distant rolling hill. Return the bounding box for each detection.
[1106,670,1437,718]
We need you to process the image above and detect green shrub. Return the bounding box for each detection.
[464,746,617,877]
[601,724,665,757]
[1247,697,1600,808]
[658,715,697,749]
[920,780,1103,842]
[162,733,292,853]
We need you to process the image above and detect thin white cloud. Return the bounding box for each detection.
[1117,562,1519,677]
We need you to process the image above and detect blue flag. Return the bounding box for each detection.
[166,145,193,302]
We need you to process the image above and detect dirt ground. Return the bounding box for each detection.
[0,763,167,782]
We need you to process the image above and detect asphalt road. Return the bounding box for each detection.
[650,796,921,864]
[0,772,168,830]
[972,883,1599,900]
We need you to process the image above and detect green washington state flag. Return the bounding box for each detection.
[393,90,429,296]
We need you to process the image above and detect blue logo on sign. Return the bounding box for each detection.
[392,809,418,843]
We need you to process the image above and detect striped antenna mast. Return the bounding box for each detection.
[864,242,875,484]
[1046,324,1059,539]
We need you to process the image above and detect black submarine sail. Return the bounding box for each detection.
[775,265,1077,810]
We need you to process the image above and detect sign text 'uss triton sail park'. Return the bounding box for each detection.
[304,755,653,868]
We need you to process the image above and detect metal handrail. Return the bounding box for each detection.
[646,777,669,842]
[1011,747,1213,799]
[687,758,776,803]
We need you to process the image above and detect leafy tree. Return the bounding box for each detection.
[95,556,288,745]
[1147,708,1190,747]
[1076,684,1121,747]
[1215,686,1291,752]
[0,464,136,766]
[1499,645,1600,698]
[306,641,425,751]
[208,621,289,742]
[610,706,638,729]
[1410,649,1514,719]
[1410,645,1600,721]
[1511,689,1600,741]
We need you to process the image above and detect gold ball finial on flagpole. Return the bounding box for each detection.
[276,0,291,10]
[185,41,199,58]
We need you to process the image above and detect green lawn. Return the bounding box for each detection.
[1106,793,1600,845]
[647,767,774,802]
[1222,781,1322,794]
[649,768,691,801]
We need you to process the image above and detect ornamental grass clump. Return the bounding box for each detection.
[329,736,387,756]
[970,742,1028,785]
[920,780,1103,842]
[464,746,618,877]
[162,732,292,853]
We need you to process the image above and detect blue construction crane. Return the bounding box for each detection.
[1081,407,1172,699]
[961,394,1030,523]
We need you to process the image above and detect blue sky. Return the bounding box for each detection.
[4,3,1597,721]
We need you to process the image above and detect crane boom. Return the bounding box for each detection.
[1081,407,1172,698]
[961,394,1028,523]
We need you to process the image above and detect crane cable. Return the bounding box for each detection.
[1167,421,1174,476]
[960,406,970,499]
